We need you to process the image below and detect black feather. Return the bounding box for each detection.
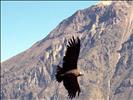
[56,36,81,99]
[63,36,80,72]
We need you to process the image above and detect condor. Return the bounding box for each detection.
[56,36,83,99]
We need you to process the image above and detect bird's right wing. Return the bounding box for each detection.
[63,36,80,72]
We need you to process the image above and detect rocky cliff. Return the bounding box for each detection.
[1,1,133,100]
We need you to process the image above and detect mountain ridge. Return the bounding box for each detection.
[1,1,133,100]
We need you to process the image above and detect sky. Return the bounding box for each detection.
[1,1,99,62]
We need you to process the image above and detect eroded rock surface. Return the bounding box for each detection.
[1,1,133,100]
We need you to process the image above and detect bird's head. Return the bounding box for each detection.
[78,71,84,76]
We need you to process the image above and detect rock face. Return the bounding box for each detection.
[1,1,133,100]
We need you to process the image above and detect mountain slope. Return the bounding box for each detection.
[1,1,133,100]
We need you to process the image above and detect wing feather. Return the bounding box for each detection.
[63,36,80,72]
[63,74,81,99]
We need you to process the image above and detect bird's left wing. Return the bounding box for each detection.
[63,74,81,99]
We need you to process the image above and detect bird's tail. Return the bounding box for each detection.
[56,66,63,82]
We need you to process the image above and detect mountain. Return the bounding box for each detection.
[1,1,133,100]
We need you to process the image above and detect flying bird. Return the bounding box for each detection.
[56,36,83,99]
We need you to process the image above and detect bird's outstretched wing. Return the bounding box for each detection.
[63,36,80,72]
[63,74,81,99]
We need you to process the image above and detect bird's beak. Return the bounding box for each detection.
[80,73,84,76]
[79,71,83,76]
[79,72,84,76]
